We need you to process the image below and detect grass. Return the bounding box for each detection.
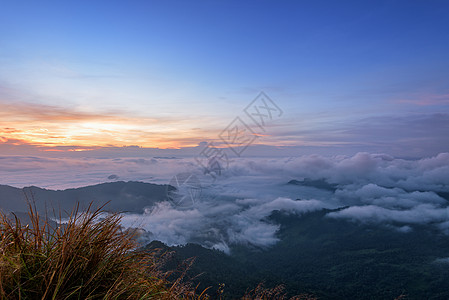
[0,200,315,299]
[0,201,207,299]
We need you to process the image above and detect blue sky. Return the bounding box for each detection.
[1,0,449,157]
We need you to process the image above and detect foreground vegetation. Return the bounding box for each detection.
[0,202,313,299]
[0,202,207,299]
[4,198,441,299]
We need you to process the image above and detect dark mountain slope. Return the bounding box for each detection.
[147,209,449,299]
[0,181,172,214]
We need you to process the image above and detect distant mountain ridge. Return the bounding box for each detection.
[0,181,172,215]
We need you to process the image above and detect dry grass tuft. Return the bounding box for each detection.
[0,201,207,299]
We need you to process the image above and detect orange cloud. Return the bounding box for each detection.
[0,100,218,150]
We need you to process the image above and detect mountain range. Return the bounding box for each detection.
[1,180,449,299]
[0,181,171,215]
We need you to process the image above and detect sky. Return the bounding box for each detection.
[1,1,449,253]
[1,0,449,158]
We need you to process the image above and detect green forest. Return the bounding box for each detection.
[148,209,449,299]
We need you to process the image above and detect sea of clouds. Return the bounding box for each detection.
[1,152,449,253]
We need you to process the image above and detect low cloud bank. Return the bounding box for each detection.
[121,198,326,254]
[126,152,449,250]
[1,152,449,251]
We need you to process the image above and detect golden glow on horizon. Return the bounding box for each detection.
[0,101,213,150]
[0,100,292,152]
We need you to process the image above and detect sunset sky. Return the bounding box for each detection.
[1,0,449,157]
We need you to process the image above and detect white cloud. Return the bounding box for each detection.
[120,197,326,253]
[2,152,449,251]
